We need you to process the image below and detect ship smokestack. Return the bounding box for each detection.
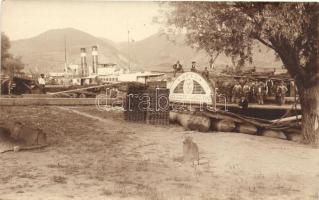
[92,46,98,74]
[80,48,88,77]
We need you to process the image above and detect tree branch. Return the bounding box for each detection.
[254,35,276,50]
[270,36,307,88]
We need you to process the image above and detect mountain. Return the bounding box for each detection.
[10,28,282,74]
[10,28,131,73]
[116,32,283,72]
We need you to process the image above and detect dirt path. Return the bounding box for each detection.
[0,106,318,200]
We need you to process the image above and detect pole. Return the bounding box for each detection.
[127,30,130,72]
[64,35,68,75]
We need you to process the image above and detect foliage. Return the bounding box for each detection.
[164,2,318,89]
[1,33,24,74]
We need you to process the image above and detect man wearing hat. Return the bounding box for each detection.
[190,61,197,72]
[172,60,183,77]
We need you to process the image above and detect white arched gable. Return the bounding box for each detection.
[169,72,215,105]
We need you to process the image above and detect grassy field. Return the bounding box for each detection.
[0,106,318,200]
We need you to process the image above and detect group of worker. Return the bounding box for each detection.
[172,60,210,79]
[172,60,293,106]
[225,79,290,105]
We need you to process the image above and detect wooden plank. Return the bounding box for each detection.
[22,94,55,98]
[200,110,300,130]
[47,81,137,95]
[216,103,301,110]
[270,115,302,123]
[47,84,109,95]
[0,98,119,106]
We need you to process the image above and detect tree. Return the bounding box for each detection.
[1,33,12,69]
[163,2,319,146]
[1,33,24,75]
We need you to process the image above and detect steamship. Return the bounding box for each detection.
[46,45,165,90]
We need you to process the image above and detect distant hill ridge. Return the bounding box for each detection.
[11,28,131,73]
[10,28,282,73]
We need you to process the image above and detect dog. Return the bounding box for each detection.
[183,136,199,165]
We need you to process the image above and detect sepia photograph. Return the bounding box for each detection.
[0,0,318,199]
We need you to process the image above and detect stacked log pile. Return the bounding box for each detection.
[170,110,302,142]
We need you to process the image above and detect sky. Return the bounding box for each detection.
[1,0,163,42]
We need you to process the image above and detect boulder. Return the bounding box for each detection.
[261,130,287,140]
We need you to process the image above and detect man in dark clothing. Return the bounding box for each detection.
[173,60,183,77]
[190,61,197,72]
[239,96,249,115]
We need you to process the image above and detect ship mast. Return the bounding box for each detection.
[64,35,68,75]
[127,29,131,72]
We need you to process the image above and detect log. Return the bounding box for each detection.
[261,130,287,140]
[284,128,303,142]
[237,123,258,135]
[176,113,211,132]
[201,110,272,128]
[187,115,211,132]
[169,111,178,123]
[270,115,302,123]
[176,113,192,129]
[212,120,236,132]
[286,132,303,143]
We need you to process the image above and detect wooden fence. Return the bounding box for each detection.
[124,84,169,125]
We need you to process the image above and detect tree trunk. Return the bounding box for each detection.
[299,84,319,147]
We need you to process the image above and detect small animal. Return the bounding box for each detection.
[10,121,47,146]
[0,121,47,153]
[183,136,199,164]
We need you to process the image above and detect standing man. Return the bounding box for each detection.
[202,67,209,79]
[231,81,242,103]
[256,81,266,105]
[239,96,249,115]
[276,81,288,105]
[190,61,197,72]
[38,74,46,94]
[242,81,251,100]
[209,56,214,70]
[172,60,183,77]
[266,79,274,97]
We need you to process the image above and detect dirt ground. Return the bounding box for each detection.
[0,106,318,200]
